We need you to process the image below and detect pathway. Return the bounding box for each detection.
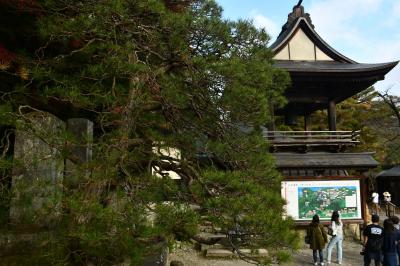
[169,238,365,266]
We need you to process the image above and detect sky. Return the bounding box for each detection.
[216,0,400,95]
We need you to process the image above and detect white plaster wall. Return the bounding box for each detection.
[273,28,334,61]
[316,46,334,61]
[289,29,315,60]
[152,146,181,180]
[274,44,290,60]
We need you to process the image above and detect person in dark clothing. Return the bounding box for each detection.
[389,216,400,266]
[307,214,327,266]
[382,219,400,266]
[363,214,384,266]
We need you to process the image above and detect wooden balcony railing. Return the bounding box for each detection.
[384,202,397,217]
[264,130,360,148]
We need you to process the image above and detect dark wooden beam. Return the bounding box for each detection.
[328,100,336,131]
[304,114,311,131]
[268,104,276,131]
[285,96,329,103]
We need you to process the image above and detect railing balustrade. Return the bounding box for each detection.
[385,202,397,217]
[264,130,360,147]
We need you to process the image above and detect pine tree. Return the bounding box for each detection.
[0,0,297,264]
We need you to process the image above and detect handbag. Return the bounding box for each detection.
[327,226,334,236]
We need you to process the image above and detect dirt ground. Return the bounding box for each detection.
[285,239,364,266]
[169,238,365,266]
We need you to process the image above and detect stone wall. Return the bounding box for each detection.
[298,222,363,248]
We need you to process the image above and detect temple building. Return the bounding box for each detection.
[376,167,400,206]
[268,3,398,225]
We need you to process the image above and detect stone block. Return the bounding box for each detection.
[344,223,361,240]
[65,118,93,188]
[66,118,93,163]
[10,112,65,228]
[206,248,234,257]
[200,243,224,251]
[142,242,168,266]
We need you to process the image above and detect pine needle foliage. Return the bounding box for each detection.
[0,0,296,264]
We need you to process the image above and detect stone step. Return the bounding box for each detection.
[192,232,227,245]
[200,243,224,252]
[199,218,213,226]
[198,225,214,233]
[195,232,227,240]
[206,248,268,258]
[205,248,233,258]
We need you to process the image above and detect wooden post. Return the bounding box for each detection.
[304,114,311,131]
[328,100,337,131]
[361,176,369,225]
[268,104,276,131]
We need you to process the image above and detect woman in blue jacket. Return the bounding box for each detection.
[382,219,400,266]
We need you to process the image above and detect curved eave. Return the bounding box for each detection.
[273,61,399,77]
[270,18,355,63]
[273,60,398,115]
[377,166,400,178]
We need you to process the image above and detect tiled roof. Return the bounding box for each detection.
[273,152,379,169]
[273,61,398,73]
[377,166,400,178]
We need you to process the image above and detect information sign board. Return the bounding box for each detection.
[281,180,362,221]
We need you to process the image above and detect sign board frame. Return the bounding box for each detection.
[281,177,366,225]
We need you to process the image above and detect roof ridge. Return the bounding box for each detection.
[280,3,314,38]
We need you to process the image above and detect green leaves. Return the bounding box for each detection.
[0,0,295,264]
[154,202,200,241]
[0,103,13,126]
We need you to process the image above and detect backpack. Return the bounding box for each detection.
[368,237,383,252]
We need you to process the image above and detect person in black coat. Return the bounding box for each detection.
[389,216,400,266]
[307,214,328,266]
[363,214,384,266]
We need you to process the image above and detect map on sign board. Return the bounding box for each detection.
[298,186,358,219]
[281,180,362,221]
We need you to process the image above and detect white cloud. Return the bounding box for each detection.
[367,40,400,94]
[306,0,398,61]
[383,1,400,27]
[376,68,400,95]
[395,1,400,12]
[306,0,400,94]
[249,11,280,40]
[309,0,383,17]
[308,0,383,45]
